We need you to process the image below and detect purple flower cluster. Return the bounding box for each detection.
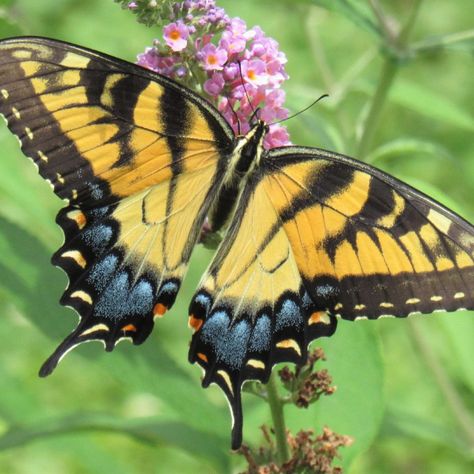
[136,0,290,149]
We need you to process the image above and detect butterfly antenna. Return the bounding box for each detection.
[237,61,259,122]
[271,93,329,125]
[229,102,241,135]
[248,106,260,125]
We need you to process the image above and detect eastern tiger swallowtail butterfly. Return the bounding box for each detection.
[0,37,473,449]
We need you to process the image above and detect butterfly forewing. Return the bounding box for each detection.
[266,146,474,319]
[0,37,234,374]
[0,37,232,205]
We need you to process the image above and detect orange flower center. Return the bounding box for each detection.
[247,70,256,80]
[207,54,217,65]
[170,30,181,40]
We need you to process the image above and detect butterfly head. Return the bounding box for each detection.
[250,118,269,141]
[231,119,268,173]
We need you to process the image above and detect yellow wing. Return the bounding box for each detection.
[0,37,234,374]
[188,146,474,449]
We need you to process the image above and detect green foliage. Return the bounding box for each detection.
[0,0,473,472]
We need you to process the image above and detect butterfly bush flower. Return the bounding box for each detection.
[134,0,291,149]
[199,43,228,70]
[163,21,190,51]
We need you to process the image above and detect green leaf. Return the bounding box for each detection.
[366,138,453,165]
[390,80,474,131]
[0,347,44,422]
[0,413,229,471]
[0,218,50,293]
[439,315,474,394]
[0,128,59,245]
[382,408,468,452]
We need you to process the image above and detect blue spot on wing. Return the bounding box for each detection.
[201,311,251,369]
[249,315,271,352]
[82,224,113,253]
[89,206,109,219]
[95,272,130,318]
[89,183,104,200]
[221,320,251,369]
[315,284,337,299]
[128,280,154,314]
[201,311,229,347]
[302,291,312,310]
[195,293,211,312]
[159,281,179,296]
[87,254,119,291]
[95,272,154,319]
[276,299,303,330]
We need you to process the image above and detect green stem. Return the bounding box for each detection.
[357,0,424,158]
[368,0,397,44]
[412,29,474,53]
[408,320,474,448]
[266,373,290,464]
[398,0,424,44]
[356,58,398,158]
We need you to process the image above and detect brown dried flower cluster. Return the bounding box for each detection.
[278,348,337,407]
[239,426,353,474]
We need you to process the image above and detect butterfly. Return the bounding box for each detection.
[0,36,473,450]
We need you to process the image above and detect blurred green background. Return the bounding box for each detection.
[0,0,473,472]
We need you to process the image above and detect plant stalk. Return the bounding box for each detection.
[357,0,424,158]
[356,57,398,158]
[412,29,474,53]
[266,373,290,464]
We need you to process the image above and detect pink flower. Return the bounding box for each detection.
[222,63,239,81]
[199,43,228,71]
[230,83,258,101]
[137,47,178,77]
[220,30,247,55]
[228,17,247,36]
[265,89,286,108]
[264,125,290,149]
[136,2,291,149]
[204,72,225,96]
[240,59,269,86]
[250,41,266,57]
[163,21,189,52]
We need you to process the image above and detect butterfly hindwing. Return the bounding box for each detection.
[0,37,234,373]
[188,145,474,448]
[188,170,338,448]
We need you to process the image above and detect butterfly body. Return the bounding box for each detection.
[206,120,268,234]
[0,36,473,450]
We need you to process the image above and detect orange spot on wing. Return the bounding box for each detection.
[188,314,203,332]
[67,209,87,229]
[122,324,137,332]
[309,311,325,325]
[153,303,167,317]
[197,352,208,363]
[76,213,86,228]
